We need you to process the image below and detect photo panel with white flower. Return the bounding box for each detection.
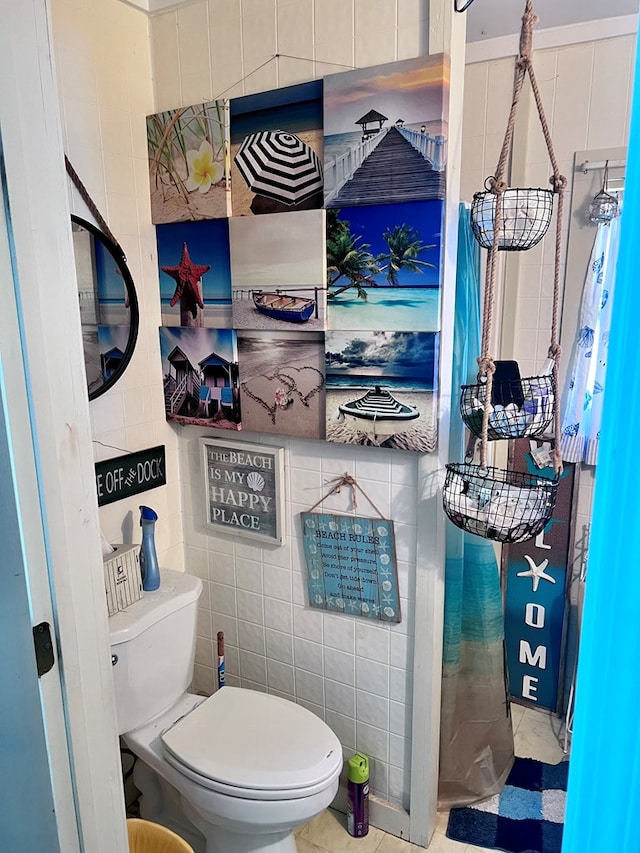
[147,99,230,223]
[325,330,439,452]
[159,326,241,430]
[156,219,232,328]
[229,209,326,331]
[229,80,323,217]
[237,329,325,440]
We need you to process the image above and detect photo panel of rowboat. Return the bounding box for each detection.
[229,209,326,331]
[323,55,449,208]
[230,80,323,217]
[325,330,439,452]
[237,329,325,440]
[159,326,241,430]
[147,99,230,224]
[156,219,232,328]
[326,199,444,332]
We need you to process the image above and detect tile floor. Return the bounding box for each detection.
[296,703,568,853]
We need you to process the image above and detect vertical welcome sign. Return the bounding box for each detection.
[502,439,578,712]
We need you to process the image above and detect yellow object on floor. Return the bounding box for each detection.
[126,818,195,852]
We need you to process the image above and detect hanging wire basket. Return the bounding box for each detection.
[471,186,554,251]
[443,463,558,543]
[460,372,555,440]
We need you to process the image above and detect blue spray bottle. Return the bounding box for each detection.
[139,505,160,591]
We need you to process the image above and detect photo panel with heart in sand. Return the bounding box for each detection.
[229,209,326,332]
[237,329,325,440]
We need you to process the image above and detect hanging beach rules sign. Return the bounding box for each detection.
[300,474,400,623]
[201,437,284,545]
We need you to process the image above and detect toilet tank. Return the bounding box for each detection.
[109,569,203,735]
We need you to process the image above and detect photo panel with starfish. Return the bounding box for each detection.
[325,330,440,452]
[230,80,323,216]
[323,54,449,208]
[159,326,241,430]
[156,219,232,328]
[229,209,326,331]
[147,99,230,223]
[326,200,444,332]
[237,330,325,440]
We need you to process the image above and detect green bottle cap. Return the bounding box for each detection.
[347,752,369,784]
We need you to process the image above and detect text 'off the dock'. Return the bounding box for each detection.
[201,438,284,545]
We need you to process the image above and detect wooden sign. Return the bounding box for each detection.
[502,438,578,713]
[95,445,166,507]
[301,512,401,623]
[201,438,284,544]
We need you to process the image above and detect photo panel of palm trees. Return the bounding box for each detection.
[229,209,326,331]
[237,330,325,440]
[147,100,230,224]
[326,200,444,332]
[323,55,449,208]
[156,219,232,329]
[229,80,323,217]
[160,327,241,430]
[325,331,439,452]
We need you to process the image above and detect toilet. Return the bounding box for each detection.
[109,569,343,853]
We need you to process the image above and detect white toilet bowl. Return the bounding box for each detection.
[110,570,343,853]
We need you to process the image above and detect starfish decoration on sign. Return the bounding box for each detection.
[517,555,556,592]
[161,242,209,318]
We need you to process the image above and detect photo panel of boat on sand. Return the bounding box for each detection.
[326,199,444,332]
[230,80,324,217]
[237,330,325,440]
[325,330,439,452]
[229,209,326,331]
[156,219,232,329]
[159,326,241,430]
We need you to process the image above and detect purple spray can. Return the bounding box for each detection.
[346,752,369,837]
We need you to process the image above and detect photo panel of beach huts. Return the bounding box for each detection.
[237,330,325,440]
[323,54,449,208]
[230,81,323,217]
[156,219,232,328]
[159,327,241,430]
[94,326,133,396]
[146,99,230,224]
[229,209,326,331]
[326,200,444,332]
[325,330,439,452]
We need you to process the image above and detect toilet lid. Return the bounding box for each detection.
[161,687,342,793]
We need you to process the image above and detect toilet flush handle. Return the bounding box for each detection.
[112,654,118,666]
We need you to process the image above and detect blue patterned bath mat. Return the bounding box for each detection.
[446,757,568,853]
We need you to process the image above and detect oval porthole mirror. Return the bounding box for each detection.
[71,215,139,400]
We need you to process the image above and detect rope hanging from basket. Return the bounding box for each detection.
[477,0,565,476]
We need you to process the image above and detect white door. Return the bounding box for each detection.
[0,136,82,850]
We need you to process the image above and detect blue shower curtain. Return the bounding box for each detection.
[438,205,514,809]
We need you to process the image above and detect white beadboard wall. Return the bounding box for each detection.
[51,0,185,570]
[149,0,432,809]
[460,31,635,579]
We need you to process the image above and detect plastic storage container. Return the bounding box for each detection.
[346,752,369,837]
[126,818,194,852]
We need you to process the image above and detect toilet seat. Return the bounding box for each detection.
[161,687,342,801]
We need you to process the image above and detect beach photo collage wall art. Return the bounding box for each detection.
[150,55,450,453]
